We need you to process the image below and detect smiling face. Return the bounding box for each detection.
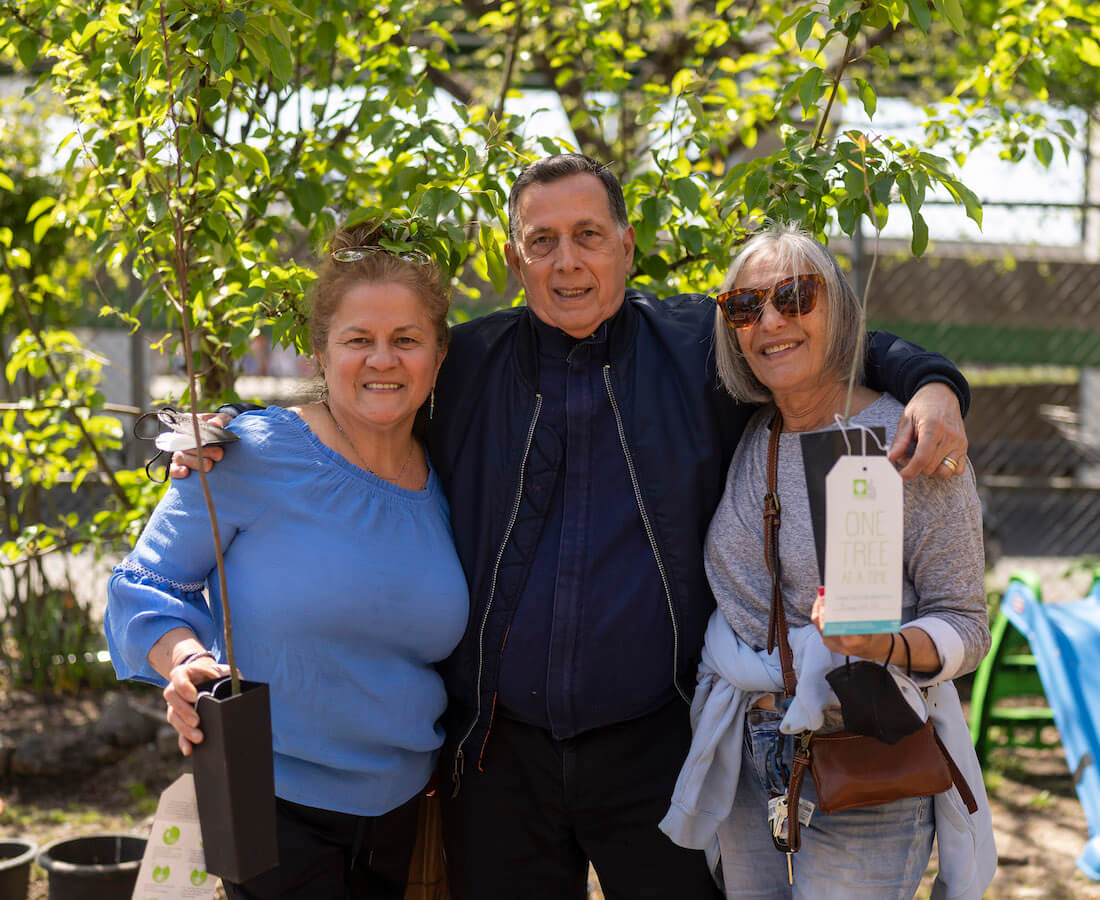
[505,173,635,339]
[733,251,831,404]
[317,281,444,434]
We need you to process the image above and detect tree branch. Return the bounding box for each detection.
[158,0,239,693]
[813,36,854,152]
[423,63,478,107]
[495,2,524,121]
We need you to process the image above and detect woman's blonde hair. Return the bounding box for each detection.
[714,222,865,403]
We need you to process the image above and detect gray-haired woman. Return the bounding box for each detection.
[661,223,995,899]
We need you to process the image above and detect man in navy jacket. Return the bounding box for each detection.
[175,154,970,899]
[428,155,969,899]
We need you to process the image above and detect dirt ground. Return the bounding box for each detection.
[0,689,1097,899]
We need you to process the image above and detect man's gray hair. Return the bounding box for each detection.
[508,154,629,240]
[714,222,865,403]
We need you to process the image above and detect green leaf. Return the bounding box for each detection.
[635,197,658,251]
[316,21,338,54]
[910,211,928,257]
[212,25,238,73]
[797,68,823,116]
[240,32,270,68]
[776,3,816,36]
[795,13,816,49]
[1080,38,1100,68]
[905,0,931,32]
[933,0,966,35]
[959,184,982,228]
[670,177,701,212]
[206,212,230,240]
[199,86,221,111]
[0,172,13,192]
[269,15,292,50]
[266,35,294,84]
[418,187,442,222]
[486,244,509,295]
[854,78,876,118]
[744,169,769,212]
[16,34,38,70]
[837,199,857,235]
[291,180,326,223]
[1034,137,1053,168]
[26,196,56,223]
[33,211,55,243]
[238,144,271,178]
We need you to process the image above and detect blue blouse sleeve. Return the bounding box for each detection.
[105,418,269,685]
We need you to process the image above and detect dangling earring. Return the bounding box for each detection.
[429,387,436,420]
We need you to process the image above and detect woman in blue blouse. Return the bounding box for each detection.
[105,226,470,899]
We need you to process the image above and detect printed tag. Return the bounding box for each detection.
[132,773,216,900]
[822,454,903,635]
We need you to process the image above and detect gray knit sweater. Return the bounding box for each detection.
[704,394,990,681]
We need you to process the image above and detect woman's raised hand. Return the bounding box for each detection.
[168,412,233,479]
[810,590,893,661]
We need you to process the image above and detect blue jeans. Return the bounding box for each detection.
[718,708,934,899]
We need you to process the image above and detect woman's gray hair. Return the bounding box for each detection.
[713,222,865,403]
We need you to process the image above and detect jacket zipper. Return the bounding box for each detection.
[603,365,689,703]
[453,393,543,795]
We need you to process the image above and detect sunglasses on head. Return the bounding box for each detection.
[331,245,434,266]
[716,272,824,329]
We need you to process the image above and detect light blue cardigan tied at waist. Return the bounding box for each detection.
[659,611,996,900]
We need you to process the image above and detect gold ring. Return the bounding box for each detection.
[942,456,959,472]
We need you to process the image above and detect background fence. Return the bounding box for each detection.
[839,216,1100,561]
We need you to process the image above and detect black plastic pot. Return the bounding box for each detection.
[193,676,278,884]
[0,839,36,900]
[36,834,145,900]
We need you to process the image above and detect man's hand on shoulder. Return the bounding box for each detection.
[887,382,968,481]
[169,413,232,479]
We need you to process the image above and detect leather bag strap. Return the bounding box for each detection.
[764,412,797,697]
[934,729,979,814]
[763,411,813,855]
[785,734,812,852]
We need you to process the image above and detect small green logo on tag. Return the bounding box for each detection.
[853,478,868,496]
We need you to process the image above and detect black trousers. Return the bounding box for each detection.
[222,793,420,900]
[441,699,721,900]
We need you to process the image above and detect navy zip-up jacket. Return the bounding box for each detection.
[428,290,969,791]
[498,308,680,739]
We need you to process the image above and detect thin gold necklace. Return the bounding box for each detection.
[322,401,415,484]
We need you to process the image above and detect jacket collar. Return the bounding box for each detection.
[514,295,640,388]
